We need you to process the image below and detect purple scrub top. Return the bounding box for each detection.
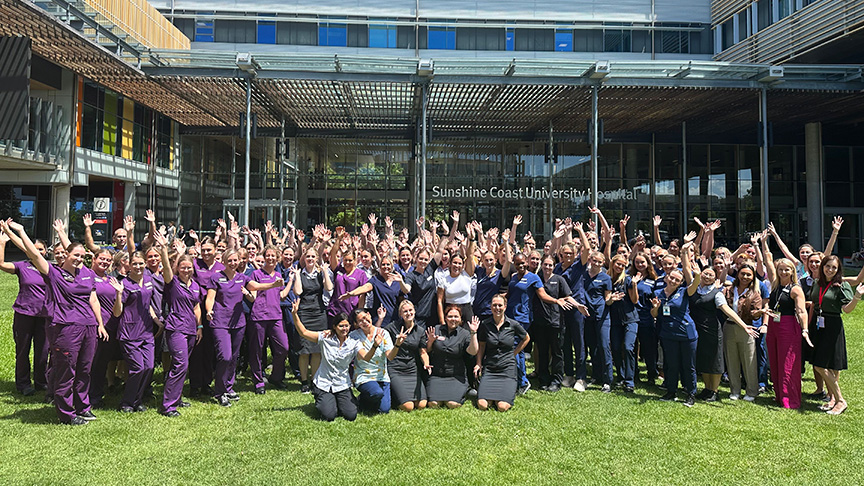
[13,260,47,317]
[207,270,249,329]
[118,274,155,342]
[249,268,282,322]
[43,264,97,326]
[195,258,225,300]
[94,274,121,332]
[164,277,201,335]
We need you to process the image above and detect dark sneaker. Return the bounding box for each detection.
[268,378,288,390]
[254,387,266,395]
[134,405,148,412]
[21,386,36,396]
[77,410,97,421]
[301,383,311,394]
[119,406,135,413]
[705,391,720,402]
[218,395,232,407]
[600,384,611,393]
[178,400,191,408]
[623,385,635,393]
[161,410,181,417]
[683,394,696,407]
[226,392,240,401]
[696,389,711,400]
[546,384,561,393]
[69,417,88,426]
[659,391,677,402]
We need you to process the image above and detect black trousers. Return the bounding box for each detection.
[312,384,358,422]
[533,323,564,387]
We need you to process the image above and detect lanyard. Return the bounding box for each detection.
[818,285,830,309]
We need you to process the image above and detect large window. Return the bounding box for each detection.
[428,26,456,49]
[319,22,347,47]
[194,16,214,42]
[661,31,689,54]
[603,27,631,52]
[369,22,397,48]
[554,29,572,51]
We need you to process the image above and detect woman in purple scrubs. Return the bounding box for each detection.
[246,245,288,394]
[0,227,49,396]
[5,219,108,425]
[190,238,225,396]
[205,249,255,406]
[89,249,123,409]
[152,232,202,417]
[113,224,162,413]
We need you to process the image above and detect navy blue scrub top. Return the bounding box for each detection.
[654,287,697,341]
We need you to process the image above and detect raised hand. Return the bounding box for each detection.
[152,230,169,247]
[833,216,844,232]
[512,214,522,226]
[693,217,704,229]
[589,206,601,215]
[52,219,66,234]
[108,277,124,293]
[396,326,408,346]
[683,231,697,243]
[608,291,625,303]
[631,272,642,284]
[368,213,378,227]
[188,229,198,240]
[124,215,135,232]
[82,213,94,227]
[377,304,387,321]
[145,209,156,222]
[426,324,437,344]
[373,328,384,347]
[767,222,777,235]
[650,297,661,310]
[652,215,662,227]
[451,210,460,223]
[468,315,480,333]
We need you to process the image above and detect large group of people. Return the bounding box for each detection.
[2,206,862,425]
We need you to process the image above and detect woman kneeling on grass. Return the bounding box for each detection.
[422,305,479,409]
[474,294,529,412]
[290,300,383,421]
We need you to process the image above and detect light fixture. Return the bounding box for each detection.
[587,61,610,80]
[236,53,260,75]
[757,66,784,83]
[417,59,434,77]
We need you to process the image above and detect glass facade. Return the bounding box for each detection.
[178,136,864,254]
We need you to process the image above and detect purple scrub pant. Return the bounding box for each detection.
[120,339,155,408]
[249,319,289,390]
[162,330,196,413]
[47,324,97,424]
[13,312,48,392]
[212,327,245,397]
[189,326,214,391]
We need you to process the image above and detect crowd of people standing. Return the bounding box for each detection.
[2,206,862,424]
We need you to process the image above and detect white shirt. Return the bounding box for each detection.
[437,270,473,305]
[312,332,362,392]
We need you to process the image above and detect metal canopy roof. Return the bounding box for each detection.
[3,0,864,140]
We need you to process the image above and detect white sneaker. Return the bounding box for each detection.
[742,395,756,402]
[562,376,576,388]
[574,379,586,392]
[729,393,740,401]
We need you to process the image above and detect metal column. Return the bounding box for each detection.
[682,121,687,225]
[279,119,285,228]
[244,77,252,227]
[590,85,599,218]
[759,87,770,227]
[420,84,429,221]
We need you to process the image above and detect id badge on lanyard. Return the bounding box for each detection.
[816,286,829,329]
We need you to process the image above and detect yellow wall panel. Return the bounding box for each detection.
[83,0,190,50]
[122,98,134,160]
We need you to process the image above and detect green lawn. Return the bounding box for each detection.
[1,271,863,485]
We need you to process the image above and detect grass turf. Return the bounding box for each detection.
[0,271,863,485]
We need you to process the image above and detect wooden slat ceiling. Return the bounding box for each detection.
[0,0,222,126]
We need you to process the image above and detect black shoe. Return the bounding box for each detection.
[226,392,240,401]
[600,384,611,393]
[301,383,311,394]
[254,387,266,395]
[659,391,677,402]
[705,391,720,402]
[683,394,696,407]
[696,389,711,400]
[77,410,97,421]
[21,386,36,396]
[178,400,191,408]
[623,385,635,393]
[34,384,47,392]
[119,406,135,413]
[69,417,89,426]
[218,395,232,407]
[43,393,54,404]
[466,387,478,399]
[161,410,181,417]
[807,390,827,399]
[134,405,147,412]
[546,384,561,393]
[268,377,288,390]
